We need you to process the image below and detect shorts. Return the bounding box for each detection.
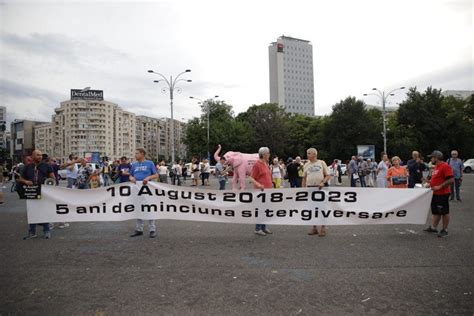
[431,194,450,215]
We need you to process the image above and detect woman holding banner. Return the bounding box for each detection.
[386,156,408,189]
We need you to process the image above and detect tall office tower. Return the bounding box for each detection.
[269,35,315,116]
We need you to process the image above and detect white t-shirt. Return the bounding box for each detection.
[377,161,388,179]
[159,165,168,175]
[271,165,282,179]
[202,163,210,173]
[304,160,329,186]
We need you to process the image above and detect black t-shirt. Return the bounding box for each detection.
[21,162,54,185]
[286,163,299,180]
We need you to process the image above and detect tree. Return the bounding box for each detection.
[323,97,381,160]
[236,103,290,157]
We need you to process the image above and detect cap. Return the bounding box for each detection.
[287,157,293,162]
[428,150,443,159]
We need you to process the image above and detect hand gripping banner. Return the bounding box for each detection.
[27,182,432,225]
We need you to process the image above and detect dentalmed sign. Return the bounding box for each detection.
[27,183,432,225]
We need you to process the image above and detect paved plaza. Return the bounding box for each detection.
[0,175,473,315]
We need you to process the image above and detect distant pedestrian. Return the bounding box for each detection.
[216,156,227,190]
[358,157,368,187]
[349,156,358,187]
[424,150,454,237]
[201,159,210,186]
[271,158,283,188]
[329,159,341,186]
[286,158,299,188]
[158,161,168,184]
[76,159,93,189]
[171,161,182,186]
[376,154,390,188]
[447,150,463,201]
[407,151,425,188]
[61,154,79,189]
[117,156,132,183]
[191,158,200,187]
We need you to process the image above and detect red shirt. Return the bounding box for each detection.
[251,160,273,189]
[430,162,453,195]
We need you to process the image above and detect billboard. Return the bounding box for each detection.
[71,89,104,101]
[357,145,375,161]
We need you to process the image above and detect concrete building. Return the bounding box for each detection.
[163,118,187,161]
[441,90,473,100]
[10,119,48,162]
[135,115,164,160]
[269,35,315,116]
[34,123,53,157]
[0,106,7,149]
[52,92,136,162]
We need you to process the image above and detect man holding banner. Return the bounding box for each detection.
[424,150,454,238]
[19,150,54,240]
[302,148,331,237]
[129,148,159,238]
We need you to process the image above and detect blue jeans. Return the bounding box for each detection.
[219,180,226,190]
[450,178,461,199]
[350,174,357,187]
[289,178,298,188]
[29,223,50,234]
[255,224,267,231]
[360,175,366,187]
[67,177,76,188]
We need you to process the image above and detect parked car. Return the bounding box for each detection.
[59,163,99,180]
[463,159,474,173]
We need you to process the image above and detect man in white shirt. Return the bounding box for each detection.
[302,148,331,237]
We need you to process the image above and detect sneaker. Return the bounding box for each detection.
[58,223,66,229]
[262,229,272,234]
[149,231,157,238]
[308,228,319,236]
[130,231,144,237]
[438,229,449,238]
[255,230,266,236]
[49,223,55,230]
[44,232,51,239]
[423,226,438,233]
[23,233,37,240]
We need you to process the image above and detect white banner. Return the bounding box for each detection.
[27,182,432,225]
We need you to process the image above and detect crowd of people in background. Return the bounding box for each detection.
[1,145,466,240]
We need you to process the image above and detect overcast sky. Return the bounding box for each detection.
[1,0,472,126]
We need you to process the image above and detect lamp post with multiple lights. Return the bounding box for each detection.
[148,69,192,163]
[189,95,219,160]
[363,87,405,154]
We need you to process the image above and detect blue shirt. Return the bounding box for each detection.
[130,160,157,181]
[448,158,463,179]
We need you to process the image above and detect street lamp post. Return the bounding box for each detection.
[148,69,192,163]
[189,95,219,160]
[363,87,405,154]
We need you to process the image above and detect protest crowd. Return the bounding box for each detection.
[4,144,466,240]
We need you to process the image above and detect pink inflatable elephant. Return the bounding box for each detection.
[214,144,259,190]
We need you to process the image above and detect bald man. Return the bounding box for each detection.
[18,150,54,240]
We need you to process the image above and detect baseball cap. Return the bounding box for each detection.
[428,150,443,159]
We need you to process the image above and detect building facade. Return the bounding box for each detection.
[135,115,164,160]
[269,35,315,116]
[10,119,48,162]
[163,118,187,161]
[0,106,7,149]
[52,94,136,162]
[34,123,53,157]
[441,90,473,100]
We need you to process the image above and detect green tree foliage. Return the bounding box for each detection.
[184,88,473,163]
[396,87,473,159]
[323,97,382,160]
